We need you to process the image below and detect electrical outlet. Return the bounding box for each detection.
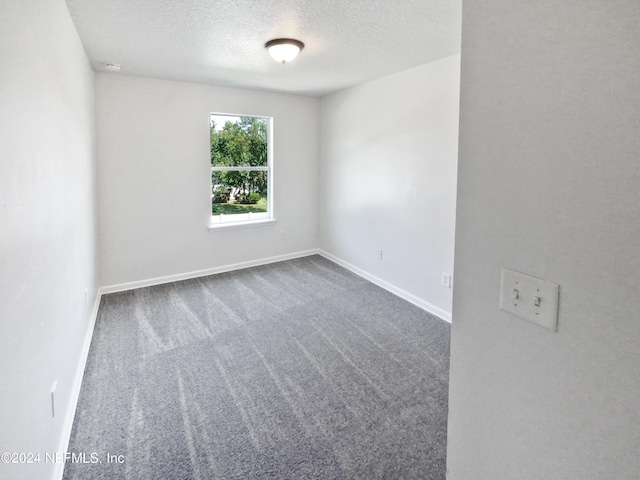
[279,231,285,240]
[376,249,383,260]
[441,273,452,288]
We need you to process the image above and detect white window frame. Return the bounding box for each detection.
[208,113,275,230]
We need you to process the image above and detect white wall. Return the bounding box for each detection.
[96,74,320,288]
[0,1,97,479]
[320,56,460,320]
[448,2,640,479]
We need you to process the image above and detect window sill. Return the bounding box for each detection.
[207,218,276,232]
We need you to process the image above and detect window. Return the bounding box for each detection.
[209,114,272,227]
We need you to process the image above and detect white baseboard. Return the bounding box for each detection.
[318,250,452,323]
[51,290,102,480]
[100,249,321,294]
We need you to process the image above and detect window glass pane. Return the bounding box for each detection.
[210,115,268,168]
[212,171,268,216]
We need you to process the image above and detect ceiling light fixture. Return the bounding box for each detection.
[264,38,304,64]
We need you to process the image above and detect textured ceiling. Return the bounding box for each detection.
[65,0,461,97]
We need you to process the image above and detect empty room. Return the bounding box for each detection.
[1,1,639,480]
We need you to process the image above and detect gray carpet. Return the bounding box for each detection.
[64,255,450,479]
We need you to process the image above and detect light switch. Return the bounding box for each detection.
[499,268,560,331]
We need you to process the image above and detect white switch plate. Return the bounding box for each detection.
[499,268,560,331]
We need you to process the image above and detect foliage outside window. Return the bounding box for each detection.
[210,114,271,224]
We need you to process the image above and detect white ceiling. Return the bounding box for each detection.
[65,0,461,97]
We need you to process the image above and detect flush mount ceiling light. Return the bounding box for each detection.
[264,38,304,64]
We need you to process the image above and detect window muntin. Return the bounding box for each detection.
[210,114,272,224]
